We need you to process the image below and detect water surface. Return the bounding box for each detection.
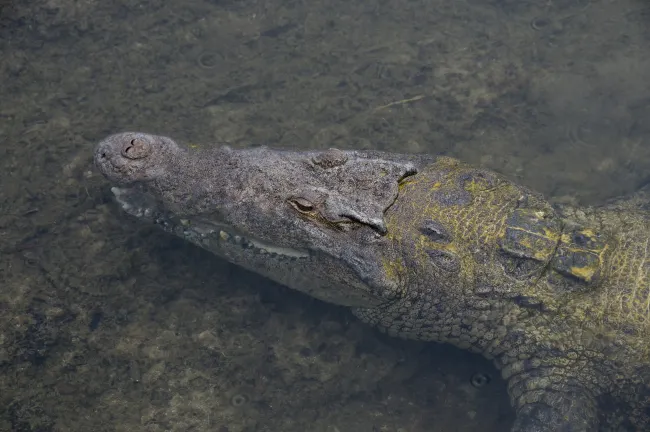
[1,0,649,430]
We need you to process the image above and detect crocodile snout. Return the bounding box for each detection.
[94,132,167,185]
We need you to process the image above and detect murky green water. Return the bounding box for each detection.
[1,0,649,430]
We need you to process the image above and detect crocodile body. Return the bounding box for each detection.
[94,132,650,431]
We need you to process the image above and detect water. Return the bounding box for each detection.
[0,0,648,430]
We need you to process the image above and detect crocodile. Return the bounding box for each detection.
[94,132,650,431]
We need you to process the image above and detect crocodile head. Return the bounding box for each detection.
[94,132,425,307]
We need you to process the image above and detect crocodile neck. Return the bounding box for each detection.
[353,157,647,361]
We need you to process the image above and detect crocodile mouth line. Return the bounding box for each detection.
[214,228,310,259]
[111,186,310,260]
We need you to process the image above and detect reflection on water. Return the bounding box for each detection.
[0,0,648,430]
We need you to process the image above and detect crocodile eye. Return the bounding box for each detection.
[289,197,315,213]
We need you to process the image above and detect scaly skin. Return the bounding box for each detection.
[94,132,650,431]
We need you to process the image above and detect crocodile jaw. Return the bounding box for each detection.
[111,186,309,259]
[109,186,385,307]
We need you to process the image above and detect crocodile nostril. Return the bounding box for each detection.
[121,137,152,160]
